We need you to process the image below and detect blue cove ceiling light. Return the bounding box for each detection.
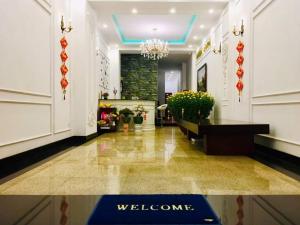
[112,14,197,45]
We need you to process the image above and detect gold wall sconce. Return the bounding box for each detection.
[213,42,222,54]
[61,16,73,34]
[233,19,244,37]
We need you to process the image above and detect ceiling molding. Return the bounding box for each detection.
[112,14,197,45]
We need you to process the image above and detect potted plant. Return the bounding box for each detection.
[102,92,109,100]
[133,105,147,131]
[119,108,134,132]
[167,91,214,123]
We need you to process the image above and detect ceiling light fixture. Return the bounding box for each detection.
[200,24,205,29]
[193,36,199,40]
[170,8,176,14]
[209,9,214,14]
[140,28,169,60]
[102,23,108,29]
[132,8,138,14]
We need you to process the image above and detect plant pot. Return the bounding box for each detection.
[133,116,143,124]
[135,124,143,132]
[123,123,129,132]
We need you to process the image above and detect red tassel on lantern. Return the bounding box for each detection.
[236,80,243,102]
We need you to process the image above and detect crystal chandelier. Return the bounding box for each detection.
[140,38,169,60]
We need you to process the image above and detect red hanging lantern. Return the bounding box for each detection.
[236,55,244,65]
[236,67,244,78]
[60,50,68,62]
[61,77,69,89]
[60,36,69,100]
[235,41,245,102]
[60,64,68,75]
[236,80,243,92]
[236,41,244,53]
[60,36,68,49]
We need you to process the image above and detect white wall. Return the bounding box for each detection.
[0,0,104,159]
[108,47,121,99]
[195,0,300,157]
[70,0,100,136]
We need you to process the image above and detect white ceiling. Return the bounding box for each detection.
[89,0,228,50]
[115,14,193,41]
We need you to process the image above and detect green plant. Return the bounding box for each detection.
[133,116,143,124]
[123,116,131,124]
[119,108,134,124]
[167,91,215,123]
[119,108,134,117]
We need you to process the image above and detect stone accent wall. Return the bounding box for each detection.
[121,54,158,101]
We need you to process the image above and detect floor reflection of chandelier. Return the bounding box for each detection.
[140,38,169,60]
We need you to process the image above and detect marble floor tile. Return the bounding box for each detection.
[0,127,300,195]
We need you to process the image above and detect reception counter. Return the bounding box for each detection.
[99,99,156,131]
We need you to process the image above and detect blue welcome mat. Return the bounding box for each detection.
[88,195,221,225]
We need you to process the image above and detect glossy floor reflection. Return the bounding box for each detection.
[1,195,300,225]
[0,127,300,195]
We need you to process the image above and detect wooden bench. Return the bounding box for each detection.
[178,119,269,155]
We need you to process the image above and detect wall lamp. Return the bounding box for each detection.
[233,19,244,37]
[61,16,73,34]
[213,42,222,54]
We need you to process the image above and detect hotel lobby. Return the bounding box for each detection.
[0,0,300,224]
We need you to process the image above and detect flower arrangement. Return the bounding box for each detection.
[133,104,148,124]
[99,103,112,108]
[167,91,215,123]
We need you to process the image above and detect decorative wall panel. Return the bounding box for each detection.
[0,0,52,96]
[97,50,110,92]
[0,102,51,146]
[251,0,300,156]
[252,0,300,97]
[121,54,158,101]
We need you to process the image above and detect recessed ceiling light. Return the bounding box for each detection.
[102,23,108,29]
[199,24,205,29]
[209,9,214,14]
[193,36,199,40]
[188,45,193,48]
[132,8,138,14]
[170,8,176,14]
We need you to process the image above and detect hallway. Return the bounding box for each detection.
[1,127,299,195]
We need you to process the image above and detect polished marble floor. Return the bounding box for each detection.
[1,127,300,195]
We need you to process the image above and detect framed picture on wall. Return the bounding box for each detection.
[197,63,207,92]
